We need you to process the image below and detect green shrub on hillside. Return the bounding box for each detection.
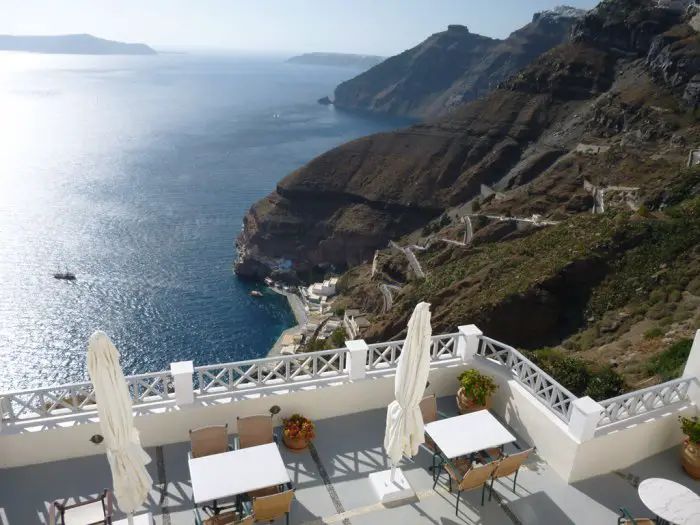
[646,339,693,381]
[643,327,665,340]
[528,348,625,400]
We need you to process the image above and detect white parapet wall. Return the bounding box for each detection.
[568,402,697,482]
[1,326,698,485]
[0,361,465,469]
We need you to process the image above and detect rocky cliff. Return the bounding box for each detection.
[332,7,586,118]
[237,0,700,281]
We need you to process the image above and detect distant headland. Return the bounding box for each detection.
[0,34,158,55]
[286,52,384,69]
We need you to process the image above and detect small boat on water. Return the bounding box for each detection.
[54,272,76,281]
[250,290,263,297]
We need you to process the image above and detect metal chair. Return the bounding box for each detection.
[617,507,657,525]
[488,448,532,498]
[189,424,231,458]
[49,489,113,525]
[235,415,276,449]
[193,506,254,525]
[433,457,498,514]
[247,482,295,524]
[419,394,450,475]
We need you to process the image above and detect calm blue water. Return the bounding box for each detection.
[0,52,406,391]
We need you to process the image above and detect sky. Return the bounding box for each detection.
[0,0,602,56]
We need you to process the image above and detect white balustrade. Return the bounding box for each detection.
[476,336,578,423]
[195,348,348,395]
[0,370,172,424]
[597,377,693,427]
[3,329,696,430]
[367,340,403,371]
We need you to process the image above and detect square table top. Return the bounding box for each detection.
[425,410,516,459]
[188,442,291,504]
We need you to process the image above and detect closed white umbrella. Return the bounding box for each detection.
[384,302,432,481]
[87,331,153,525]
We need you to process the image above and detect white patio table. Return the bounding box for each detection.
[188,442,290,509]
[425,410,516,459]
[638,477,700,525]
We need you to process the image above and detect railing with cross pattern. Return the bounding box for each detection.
[0,370,173,422]
[195,348,348,395]
[476,335,578,423]
[597,377,693,427]
[366,332,460,372]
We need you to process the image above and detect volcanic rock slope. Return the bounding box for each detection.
[237,0,698,280]
[332,7,587,118]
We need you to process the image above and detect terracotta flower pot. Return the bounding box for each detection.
[456,387,493,414]
[681,439,700,480]
[283,434,310,452]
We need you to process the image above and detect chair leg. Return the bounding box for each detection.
[481,483,486,506]
[448,474,452,493]
[513,469,519,493]
[432,464,442,490]
[286,512,290,525]
[455,490,461,516]
[489,477,495,502]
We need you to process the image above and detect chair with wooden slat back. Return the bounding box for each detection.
[248,483,295,525]
[193,506,254,525]
[49,489,113,525]
[617,507,656,525]
[433,457,499,514]
[419,394,451,475]
[189,424,231,458]
[419,395,439,470]
[488,448,532,499]
[236,415,276,449]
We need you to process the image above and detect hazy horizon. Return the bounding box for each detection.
[2,0,601,56]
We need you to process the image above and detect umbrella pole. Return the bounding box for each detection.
[390,464,397,483]
[127,512,134,525]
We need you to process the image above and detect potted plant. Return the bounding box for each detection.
[680,416,700,479]
[456,368,498,414]
[282,413,316,452]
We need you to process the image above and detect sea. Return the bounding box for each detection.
[0,52,407,391]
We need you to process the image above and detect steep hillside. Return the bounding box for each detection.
[235,0,700,391]
[332,7,586,118]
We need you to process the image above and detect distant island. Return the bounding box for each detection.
[0,34,157,55]
[287,52,384,69]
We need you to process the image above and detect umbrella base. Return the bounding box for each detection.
[369,468,417,506]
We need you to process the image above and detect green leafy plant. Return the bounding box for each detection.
[680,416,700,445]
[458,369,498,406]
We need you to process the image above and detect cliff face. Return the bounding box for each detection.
[332,7,586,119]
[235,0,700,285]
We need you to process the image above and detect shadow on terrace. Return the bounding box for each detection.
[0,396,691,525]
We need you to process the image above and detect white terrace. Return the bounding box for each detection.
[1,325,699,525]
